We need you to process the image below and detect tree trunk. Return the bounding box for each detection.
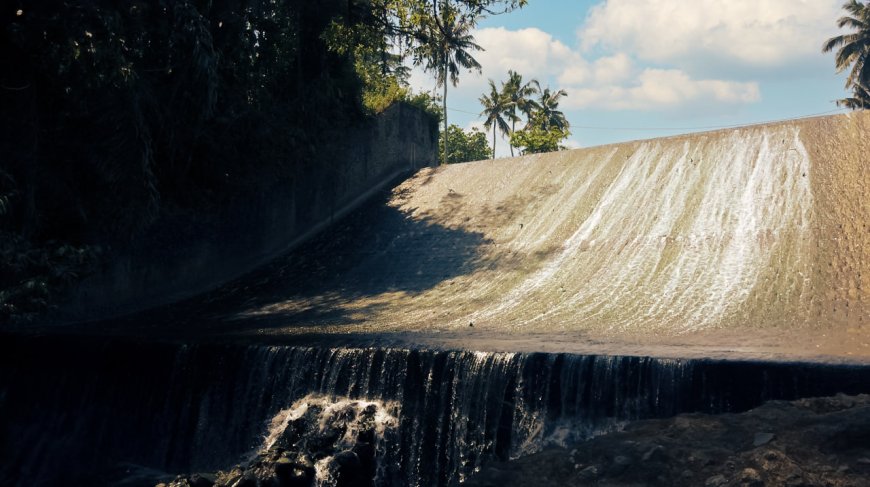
[510,118,515,157]
[442,64,448,165]
[492,124,496,159]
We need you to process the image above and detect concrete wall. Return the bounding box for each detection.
[56,102,437,323]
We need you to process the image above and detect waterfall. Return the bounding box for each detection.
[2,336,869,486]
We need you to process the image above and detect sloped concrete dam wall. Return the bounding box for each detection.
[4,114,868,486]
[58,102,437,323]
[226,112,868,343]
[2,337,870,486]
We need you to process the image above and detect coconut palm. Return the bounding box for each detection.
[501,70,539,156]
[838,83,870,108]
[421,1,483,164]
[822,0,870,109]
[479,79,511,158]
[534,86,569,130]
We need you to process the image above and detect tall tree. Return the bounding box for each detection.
[421,1,483,164]
[479,79,510,158]
[838,83,870,108]
[441,124,492,163]
[822,0,870,109]
[534,86,569,131]
[502,70,538,156]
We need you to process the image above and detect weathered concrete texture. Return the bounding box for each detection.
[56,102,437,323]
[142,111,869,361]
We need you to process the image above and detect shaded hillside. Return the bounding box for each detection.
[0,1,437,323]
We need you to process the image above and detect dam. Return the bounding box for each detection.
[1,112,869,486]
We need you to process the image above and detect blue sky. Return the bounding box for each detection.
[408,0,853,156]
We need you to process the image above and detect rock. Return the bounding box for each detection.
[753,432,775,447]
[577,465,599,480]
[608,455,633,476]
[274,457,315,487]
[228,473,257,487]
[642,445,667,462]
[681,469,694,479]
[188,473,216,487]
[334,450,361,469]
[739,467,763,487]
[705,474,728,486]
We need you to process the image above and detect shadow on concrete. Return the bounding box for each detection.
[117,184,491,335]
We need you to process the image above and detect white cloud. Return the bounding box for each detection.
[580,0,840,74]
[407,27,582,96]
[407,20,764,119]
[467,27,582,92]
[565,69,760,111]
[557,54,633,86]
[591,53,633,85]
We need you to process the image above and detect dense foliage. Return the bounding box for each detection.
[441,125,492,163]
[1,1,375,321]
[478,71,570,156]
[509,120,570,154]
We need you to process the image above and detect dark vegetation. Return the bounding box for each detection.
[0,1,411,323]
[1,1,366,322]
[0,0,526,324]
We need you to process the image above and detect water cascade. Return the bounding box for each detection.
[2,336,869,486]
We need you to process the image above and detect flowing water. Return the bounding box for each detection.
[2,337,870,486]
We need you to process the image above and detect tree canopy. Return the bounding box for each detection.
[823,0,870,109]
[479,80,511,158]
[478,71,571,156]
[441,125,493,163]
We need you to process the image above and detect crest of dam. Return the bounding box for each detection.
[212,111,868,337]
[2,337,870,486]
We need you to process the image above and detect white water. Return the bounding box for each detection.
[466,127,814,332]
[261,394,400,486]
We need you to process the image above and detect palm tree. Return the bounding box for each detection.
[822,0,870,109]
[535,86,569,130]
[479,80,511,158]
[421,1,483,164]
[838,83,870,108]
[501,70,539,157]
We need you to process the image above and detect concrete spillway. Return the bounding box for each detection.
[3,113,869,486]
[118,111,870,360]
[3,336,870,486]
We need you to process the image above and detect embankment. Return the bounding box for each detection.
[55,103,436,324]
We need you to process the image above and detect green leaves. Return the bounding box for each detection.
[823,1,870,108]
[509,123,570,155]
[441,124,492,163]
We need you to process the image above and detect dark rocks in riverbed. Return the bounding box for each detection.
[464,394,870,487]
